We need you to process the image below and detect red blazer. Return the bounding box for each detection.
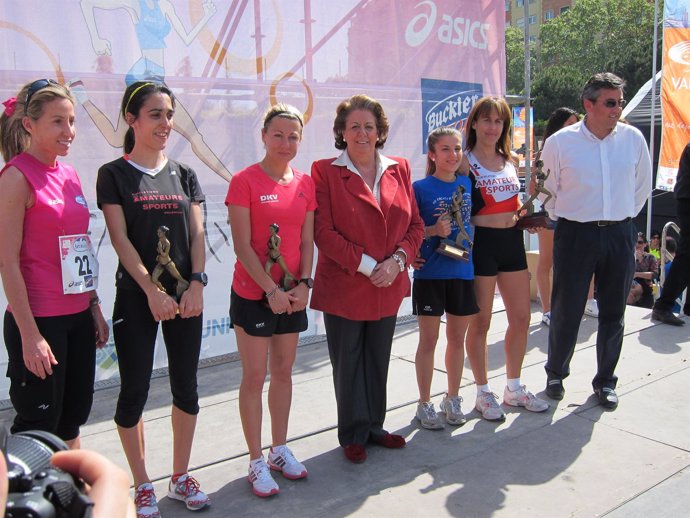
[310,156,424,320]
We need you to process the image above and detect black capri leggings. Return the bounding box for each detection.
[112,289,203,428]
[3,309,96,441]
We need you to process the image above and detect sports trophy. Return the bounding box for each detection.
[516,159,555,230]
[437,186,473,262]
[151,225,189,299]
[265,223,296,290]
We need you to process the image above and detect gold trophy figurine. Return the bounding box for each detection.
[516,159,555,230]
[437,186,473,262]
[265,223,296,290]
[151,225,190,299]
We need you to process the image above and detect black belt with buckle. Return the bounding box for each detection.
[586,217,631,227]
[563,217,631,227]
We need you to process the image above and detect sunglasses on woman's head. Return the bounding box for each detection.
[25,78,59,114]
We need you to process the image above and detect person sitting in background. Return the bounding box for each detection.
[649,230,661,260]
[627,233,658,309]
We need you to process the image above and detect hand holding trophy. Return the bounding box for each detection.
[151,225,190,299]
[265,223,296,290]
[436,185,473,262]
[516,159,554,230]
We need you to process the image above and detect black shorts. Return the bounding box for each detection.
[472,226,528,276]
[412,278,479,317]
[230,289,307,337]
[3,309,96,441]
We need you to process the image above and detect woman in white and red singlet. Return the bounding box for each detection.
[460,96,549,421]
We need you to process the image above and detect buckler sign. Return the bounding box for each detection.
[421,78,482,153]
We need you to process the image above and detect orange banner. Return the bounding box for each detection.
[659,24,690,190]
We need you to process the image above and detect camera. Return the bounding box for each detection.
[3,430,93,518]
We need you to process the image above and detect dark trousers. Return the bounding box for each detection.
[4,309,96,441]
[112,289,202,428]
[323,313,397,447]
[545,219,635,390]
[654,200,690,312]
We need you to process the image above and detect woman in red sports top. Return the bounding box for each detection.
[459,96,549,421]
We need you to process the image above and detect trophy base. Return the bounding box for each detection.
[437,241,470,262]
[516,212,555,231]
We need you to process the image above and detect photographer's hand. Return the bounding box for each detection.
[51,450,135,518]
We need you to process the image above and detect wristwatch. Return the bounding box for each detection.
[299,277,314,289]
[190,272,208,286]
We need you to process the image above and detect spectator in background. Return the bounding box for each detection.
[627,233,658,309]
[649,230,661,260]
[532,107,599,326]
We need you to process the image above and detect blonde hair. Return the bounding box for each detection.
[0,80,74,162]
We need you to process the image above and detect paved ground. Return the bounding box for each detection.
[2,303,689,517]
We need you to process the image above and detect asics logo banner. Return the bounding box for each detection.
[405,1,490,49]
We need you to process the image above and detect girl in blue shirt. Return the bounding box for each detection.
[412,127,478,430]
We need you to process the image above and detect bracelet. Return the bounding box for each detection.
[391,253,405,272]
[265,286,279,299]
[89,296,101,307]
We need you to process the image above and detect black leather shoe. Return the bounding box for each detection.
[651,308,685,326]
[594,387,618,409]
[545,379,564,400]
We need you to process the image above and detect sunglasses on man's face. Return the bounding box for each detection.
[637,241,645,245]
[25,78,59,114]
[597,98,627,109]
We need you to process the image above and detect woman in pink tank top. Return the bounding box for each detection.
[0,80,108,448]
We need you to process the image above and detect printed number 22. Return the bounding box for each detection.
[74,255,92,276]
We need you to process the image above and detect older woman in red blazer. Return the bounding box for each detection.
[311,95,424,464]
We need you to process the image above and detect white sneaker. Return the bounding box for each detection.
[268,445,308,479]
[541,311,551,326]
[167,473,209,511]
[584,298,599,318]
[247,457,279,497]
[415,401,444,430]
[503,385,549,412]
[134,483,159,518]
[475,391,506,421]
[440,394,466,426]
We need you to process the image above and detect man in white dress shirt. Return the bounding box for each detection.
[540,72,652,409]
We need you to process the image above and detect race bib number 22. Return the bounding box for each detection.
[60,234,99,294]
